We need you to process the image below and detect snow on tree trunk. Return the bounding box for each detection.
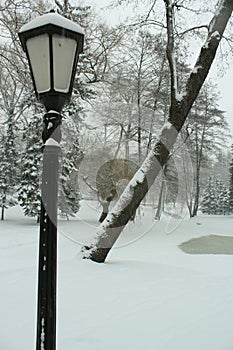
[82,0,233,263]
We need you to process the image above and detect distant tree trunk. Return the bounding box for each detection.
[191,159,201,217]
[125,124,131,158]
[82,0,233,263]
[114,125,124,157]
[155,162,167,219]
[154,177,165,220]
[137,107,142,163]
[187,103,208,217]
[1,206,4,221]
[104,123,108,146]
[137,45,144,164]
[1,193,6,221]
[146,55,166,155]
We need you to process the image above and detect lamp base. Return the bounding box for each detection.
[39,92,70,112]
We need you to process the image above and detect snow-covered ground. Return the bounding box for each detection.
[0,202,233,350]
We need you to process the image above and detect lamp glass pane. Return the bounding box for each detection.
[26,34,50,93]
[52,34,77,93]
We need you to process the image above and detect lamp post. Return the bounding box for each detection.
[18,12,84,350]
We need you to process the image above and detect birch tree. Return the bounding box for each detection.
[82,0,233,263]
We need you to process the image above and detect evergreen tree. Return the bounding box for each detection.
[229,144,233,213]
[0,114,18,220]
[201,178,229,215]
[201,177,216,214]
[217,181,229,215]
[58,138,84,219]
[18,113,43,222]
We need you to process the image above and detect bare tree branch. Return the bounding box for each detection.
[177,24,209,38]
[164,0,178,111]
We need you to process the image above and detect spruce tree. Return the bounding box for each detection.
[0,114,18,220]
[58,138,84,219]
[201,178,229,215]
[217,180,229,215]
[18,113,43,222]
[201,177,216,214]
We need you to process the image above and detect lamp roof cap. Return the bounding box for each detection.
[19,12,84,35]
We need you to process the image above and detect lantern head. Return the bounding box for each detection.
[19,12,84,112]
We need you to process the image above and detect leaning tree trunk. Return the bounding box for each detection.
[82,0,233,263]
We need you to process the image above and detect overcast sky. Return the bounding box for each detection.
[82,0,233,141]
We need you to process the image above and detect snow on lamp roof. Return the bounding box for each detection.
[19,12,84,35]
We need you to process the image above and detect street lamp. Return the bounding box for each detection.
[18,11,84,350]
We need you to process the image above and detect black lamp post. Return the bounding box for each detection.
[18,11,84,350]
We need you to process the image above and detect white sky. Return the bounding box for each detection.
[81,0,233,141]
[217,65,233,137]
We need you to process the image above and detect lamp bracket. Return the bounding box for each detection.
[42,110,62,144]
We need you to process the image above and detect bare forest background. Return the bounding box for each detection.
[0,0,233,261]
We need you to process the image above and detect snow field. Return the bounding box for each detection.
[0,203,233,350]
